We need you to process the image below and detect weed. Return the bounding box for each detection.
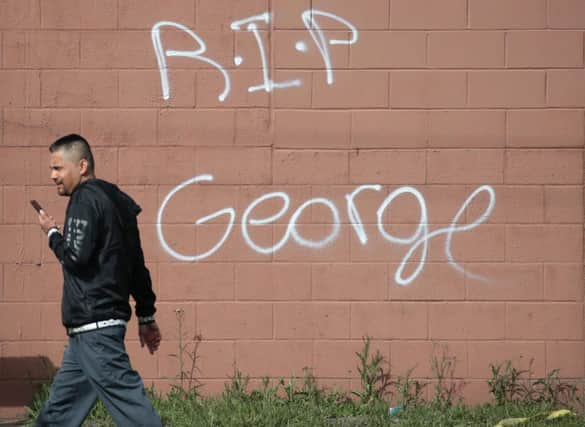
[282,376,296,402]
[488,360,532,405]
[430,343,463,408]
[488,359,581,410]
[530,368,581,408]
[393,366,427,408]
[223,366,250,400]
[168,308,202,398]
[300,367,322,402]
[252,376,280,401]
[351,337,391,405]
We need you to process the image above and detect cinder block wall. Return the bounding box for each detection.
[0,0,584,415]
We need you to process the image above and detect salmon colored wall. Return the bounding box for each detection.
[0,0,584,417]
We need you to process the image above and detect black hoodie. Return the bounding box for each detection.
[49,178,156,328]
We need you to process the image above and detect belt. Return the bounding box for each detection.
[67,319,127,336]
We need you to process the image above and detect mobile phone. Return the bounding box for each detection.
[30,200,43,213]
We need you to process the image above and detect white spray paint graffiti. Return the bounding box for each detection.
[156,175,496,286]
[151,21,231,102]
[156,175,235,261]
[152,9,496,287]
[376,187,430,286]
[300,10,359,85]
[151,9,358,101]
[230,12,301,93]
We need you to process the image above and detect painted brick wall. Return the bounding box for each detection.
[0,0,584,416]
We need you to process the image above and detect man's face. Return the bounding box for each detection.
[49,149,82,196]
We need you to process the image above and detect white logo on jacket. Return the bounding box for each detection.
[66,217,89,260]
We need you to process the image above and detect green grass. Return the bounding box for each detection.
[155,393,585,426]
[23,385,585,427]
[23,337,585,426]
[24,374,585,427]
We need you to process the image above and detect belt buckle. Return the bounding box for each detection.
[68,322,95,336]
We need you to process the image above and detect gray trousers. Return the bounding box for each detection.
[35,326,162,427]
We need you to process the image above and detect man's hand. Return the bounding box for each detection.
[139,322,161,355]
[38,209,58,234]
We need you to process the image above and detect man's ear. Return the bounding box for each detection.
[79,158,90,176]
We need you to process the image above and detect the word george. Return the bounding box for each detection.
[151,9,358,101]
[156,175,496,286]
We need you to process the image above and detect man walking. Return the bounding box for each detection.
[34,134,163,426]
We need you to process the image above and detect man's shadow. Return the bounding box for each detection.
[0,356,57,410]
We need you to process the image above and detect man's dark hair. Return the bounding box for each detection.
[50,134,95,173]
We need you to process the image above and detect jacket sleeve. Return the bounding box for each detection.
[130,226,157,318]
[49,201,98,273]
